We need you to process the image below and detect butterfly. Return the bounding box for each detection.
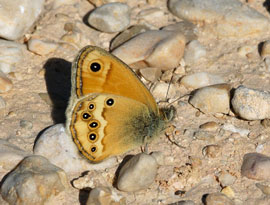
[65,46,175,163]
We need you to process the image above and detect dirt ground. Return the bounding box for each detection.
[1,0,270,204]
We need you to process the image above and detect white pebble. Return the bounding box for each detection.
[183,40,206,65]
[221,123,250,137]
[33,124,117,173]
[189,84,231,114]
[0,40,25,73]
[27,39,58,56]
[117,153,158,192]
[231,85,270,120]
[0,0,44,40]
[180,72,225,89]
[88,3,130,33]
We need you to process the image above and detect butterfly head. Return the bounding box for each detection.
[160,105,176,122]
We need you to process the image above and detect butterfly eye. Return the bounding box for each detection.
[106,98,114,106]
[88,103,95,110]
[81,112,91,120]
[89,61,102,72]
[88,120,99,129]
[90,146,97,153]
[88,132,98,142]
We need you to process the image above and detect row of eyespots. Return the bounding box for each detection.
[81,98,115,153]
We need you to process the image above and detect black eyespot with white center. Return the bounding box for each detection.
[106,98,114,106]
[90,62,101,72]
[88,132,97,141]
[89,121,98,129]
[91,146,97,153]
[88,103,95,110]
[82,112,91,120]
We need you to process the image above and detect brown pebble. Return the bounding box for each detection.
[241,152,270,180]
[0,72,12,93]
[199,121,219,132]
[205,193,234,205]
[202,145,221,158]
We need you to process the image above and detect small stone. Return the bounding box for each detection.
[144,33,186,70]
[88,3,130,33]
[152,82,177,101]
[112,30,185,70]
[237,45,257,58]
[202,145,221,158]
[168,0,270,38]
[0,155,69,205]
[189,84,231,114]
[27,39,58,55]
[0,40,25,73]
[231,85,270,120]
[217,172,236,187]
[0,96,6,109]
[0,71,13,93]
[221,124,250,137]
[0,0,45,40]
[117,153,158,192]
[0,139,30,170]
[34,124,117,173]
[221,186,235,198]
[193,130,215,142]
[204,193,234,205]
[199,121,219,132]
[110,25,150,50]
[256,183,270,195]
[162,21,197,42]
[180,72,225,89]
[138,8,166,27]
[183,40,206,66]
[140,67,161,82]
[241,152,270,180]
[19,120,33,130]
[150,151,165,166]
[87,187,126,205]
[88,0,126,7]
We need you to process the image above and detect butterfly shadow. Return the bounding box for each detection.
[43,58,72,124]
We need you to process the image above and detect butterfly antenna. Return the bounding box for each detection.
[165,68,176,102]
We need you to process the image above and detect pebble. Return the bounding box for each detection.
[189,84,231,114]
[0,0,45,40]
[19,119,33,130]
[0,40,25,74]
[221,186,235,198]
[0,155,69,205]
[33,124,117,173]
[217,172,236,187]
[237,45,257,58]
[0,71,13,93]
[112,30,186,71]
[87,187,126,205]
[202,145,221,158]
[110,25,150,50]
[162,20,197,42]
[256,183,270,195]
[152,82,177,101]
[180,72,225,89]
[27,39,59,55]
[183,40,206,66]
[241,152,270,180]
[221,123,250,137]
[116,153,158,192]
[168,0,270,38]
[0,96,6,109]
[199,121,219,132]
[204,193,234,205]
[150,151,165,166]
[0,139,30,170]
[260,40,270,72]
[140,67,162,82]
[88,0,126,7]
[231,85,270,120]
[88,3,130,33]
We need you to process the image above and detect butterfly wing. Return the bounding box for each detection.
[67,93,164,162]
[71,46,158,114]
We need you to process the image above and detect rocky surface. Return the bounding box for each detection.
[1,0,270,204]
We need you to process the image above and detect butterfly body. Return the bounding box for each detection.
[66,46,175,162]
